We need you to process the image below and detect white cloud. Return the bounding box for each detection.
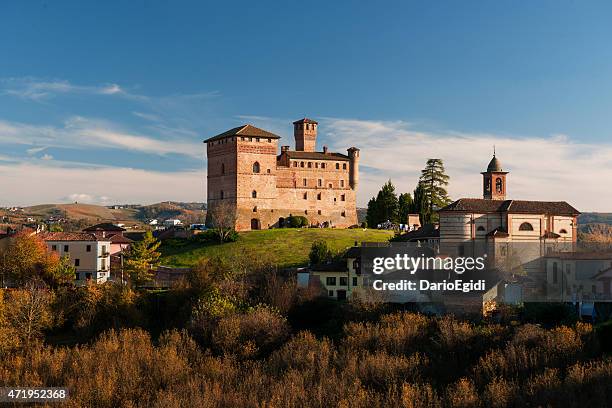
[0,78,128,100]
[0,117,202,158]
[0,162,205,207]
[319,118,612,212]
[40,153,53,160]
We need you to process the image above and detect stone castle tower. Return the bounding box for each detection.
[481,151,508,200]
[205,118,360,231]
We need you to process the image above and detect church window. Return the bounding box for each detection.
[559,229,568,234]
[495,177,503,193]
[477,226,485,232]
[336,163,340,170]
[253,162,260,173]
[343,163,347,170]
[252,190,257,198]
[519,222,534,231]
[317,193,321,200]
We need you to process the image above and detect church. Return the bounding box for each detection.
[205,118,359,231]
[438,153,580,253]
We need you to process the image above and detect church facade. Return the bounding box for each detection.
[439,153,579,249]
[205,118,359,231]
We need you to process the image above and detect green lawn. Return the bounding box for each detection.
[160,228,393,268]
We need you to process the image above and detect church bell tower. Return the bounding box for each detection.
[482,150,508,200]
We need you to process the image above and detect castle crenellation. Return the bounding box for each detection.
[205,118,359,230]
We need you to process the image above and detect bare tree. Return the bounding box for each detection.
[208,200,237,242]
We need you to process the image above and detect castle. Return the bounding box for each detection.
[205,118,359,231]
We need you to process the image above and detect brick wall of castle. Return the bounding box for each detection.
[207,134,359,231]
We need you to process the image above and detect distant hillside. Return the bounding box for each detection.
[579,212,612,226]
[138,202,206,224]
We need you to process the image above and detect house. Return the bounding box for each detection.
[545,252,612,302]
[82,222,132,255]
[309,247,363,300]
[41,232,112,284]
[163,219,182,227]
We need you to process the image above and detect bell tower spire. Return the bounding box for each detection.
[481,151,509,200]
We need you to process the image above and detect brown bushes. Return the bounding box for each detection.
[0,310,610,407]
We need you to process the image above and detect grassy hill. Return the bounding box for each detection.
[160,228,394,268]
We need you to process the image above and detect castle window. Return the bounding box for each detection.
[308,162,312,168]
[268,138,271,142]
[303,192,307,199]
[305,210,308,214]
[341,211,346,217]
[267,169,271,173]
[221,163,225,175]
[315,163,319,168]
[495,177,503,193]
[293,161,298,167]
[301,162,304,168]
[220,190,224,199]
[341,194,345,201]
[303,178,307,186]
[248,137,252,142]
[340,180,344,187]
[318,179,322,187]
[336,163,340,169]
[321,163,326,169]
[252,190,257,198]
[519,222,534,231]
[318,210,322,215]
[256,138,260,142]
[334,197,337,202]
[328,183,333,188]
[241,137,245,141]
[317,193,321,200]
[559,229,568,234]
[253,206,257,212]
[343,163,347,170]
[253,162,260,173]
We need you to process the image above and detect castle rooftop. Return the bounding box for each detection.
[204,124,281,143]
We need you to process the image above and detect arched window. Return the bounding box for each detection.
[559,229,568,234]
[519,222,534,231]
[252,190,257,198]
[477,226,485,232]
[495,177,503,193]
[253,162,260,173]
[221,163,225,175]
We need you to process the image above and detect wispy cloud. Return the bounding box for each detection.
[318,118,612,212]
[0,117,203,158]
[0,77,125,101]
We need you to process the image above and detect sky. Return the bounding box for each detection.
[1,1,612,211]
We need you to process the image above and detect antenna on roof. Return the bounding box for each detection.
[493,145,496,157]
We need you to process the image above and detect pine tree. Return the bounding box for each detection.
[366,180,400,226]
[412,182,429,224]
[124,231,161,287]
[418,159,451,222]
[398,193,414,224]
[365,196,378,228]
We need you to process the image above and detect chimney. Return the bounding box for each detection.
[323,145,328,154]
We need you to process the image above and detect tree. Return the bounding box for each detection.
[0,232,62,286]
[398,193,414,225]
[124,231,161,287]
[4,280,53,349]
[366,180,400,227]
[309,240,332,266]
[54,256,76,286]
[418,159,451,223]
[412,182,430,224]
[208,200,238,242]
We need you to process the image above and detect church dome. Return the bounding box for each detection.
[487,155,503,172]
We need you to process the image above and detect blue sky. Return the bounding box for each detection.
[1,1,612,210]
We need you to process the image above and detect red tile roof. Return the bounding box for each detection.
[40,232,110,242]
[204,124,281,143]
[440,198,579,216]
